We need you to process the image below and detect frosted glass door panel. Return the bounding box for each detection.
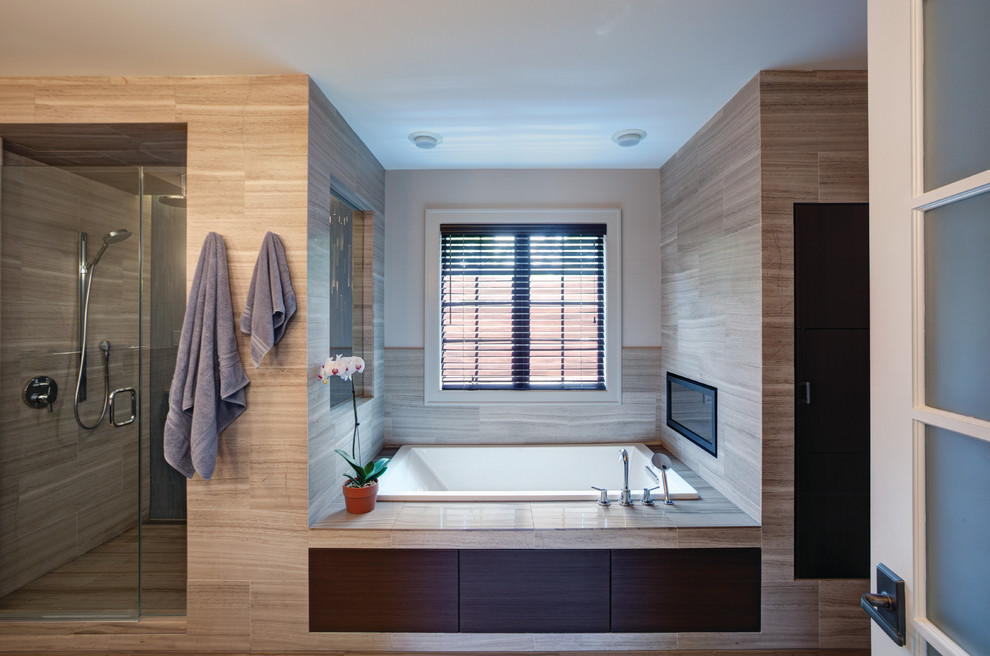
[924,0,990,190]
[925,425,990,656]
[924,191,990,421]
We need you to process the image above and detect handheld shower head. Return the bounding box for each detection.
[87,228,132,271]
[103,229,131,245]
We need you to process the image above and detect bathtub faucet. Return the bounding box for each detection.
[618,448,633,506]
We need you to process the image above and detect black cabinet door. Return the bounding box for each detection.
[795,451,870,578]
[794,203,870,330]
[309,548,459,632]
[459,549,610,633]
[611,548,761,632]
[793,202,870,580]
[795,329,870,454]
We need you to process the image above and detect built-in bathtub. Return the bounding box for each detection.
[376,443,699,502]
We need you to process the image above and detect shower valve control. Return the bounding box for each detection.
[24,376,58,412]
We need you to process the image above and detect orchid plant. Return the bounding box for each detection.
[319,354,389,488]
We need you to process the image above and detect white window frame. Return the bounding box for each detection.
[424,208,622,405]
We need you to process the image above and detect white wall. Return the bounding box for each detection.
[384,169,661,347]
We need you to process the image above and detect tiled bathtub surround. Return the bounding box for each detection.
[312,450,758,551]
[385,347,661,444]
[309,453,762,651]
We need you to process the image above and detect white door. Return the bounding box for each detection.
[870,1,990,655]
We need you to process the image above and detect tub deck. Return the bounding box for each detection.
[311,447,758,550]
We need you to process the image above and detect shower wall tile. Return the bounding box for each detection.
[0,150,144,598]
[75,485,138,555]
[0,514,77,596]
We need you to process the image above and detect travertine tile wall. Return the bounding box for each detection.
[0,73,869,653]
[0,75,387,652]
[758,70,869,650]
[659,70,869,649]
[385,347,661,445]
[306,77,386,524]
[0,150,144,597]
[658,75,763,521]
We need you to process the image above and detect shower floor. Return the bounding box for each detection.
[0,523,186,618]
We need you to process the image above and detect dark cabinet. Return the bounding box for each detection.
[793,203,870,579]
[460,549,609,633]
[611,548,761,632]
[310,547,762,633]
[309,548,458,632]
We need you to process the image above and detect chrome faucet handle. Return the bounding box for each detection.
[641,485,661,506]
[591,486,610,506]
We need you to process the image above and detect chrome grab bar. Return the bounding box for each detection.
[109,387,136,427]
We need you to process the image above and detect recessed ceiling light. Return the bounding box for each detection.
[409,131,442,149]
[611,129,647,147]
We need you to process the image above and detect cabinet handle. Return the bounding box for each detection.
[799,381,811,405]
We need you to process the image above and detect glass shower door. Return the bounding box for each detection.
[0,162,144,619]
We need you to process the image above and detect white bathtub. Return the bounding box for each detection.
[376,443,699,502]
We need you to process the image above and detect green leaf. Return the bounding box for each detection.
[363,458,390,484]
[335,451,390,486]
[334,449,365,478]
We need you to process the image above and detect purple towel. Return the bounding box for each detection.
[240,231,296,367]
[164,232,250,480]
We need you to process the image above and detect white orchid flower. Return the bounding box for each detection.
[317,353,365,382]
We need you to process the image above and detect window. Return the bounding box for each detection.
[425,210,621,404]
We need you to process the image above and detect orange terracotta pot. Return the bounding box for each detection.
[342,481,378,514]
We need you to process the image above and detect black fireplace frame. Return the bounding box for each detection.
[665,372,717,456]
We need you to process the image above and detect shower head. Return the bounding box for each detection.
[103,229,132,245]
[86,228,132,271]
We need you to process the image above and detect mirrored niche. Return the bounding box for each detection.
[328,192,365,408]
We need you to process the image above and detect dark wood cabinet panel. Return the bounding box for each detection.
[795,451,870,579]
[794,203,870,330]
[795,329,870,454]
[311,547,763,634]
[794,202,870,580]
[459,549,610,633]
[610,548,761,632]
[309,548,458,632]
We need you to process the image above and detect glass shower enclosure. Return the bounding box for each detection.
[0,133,187,619]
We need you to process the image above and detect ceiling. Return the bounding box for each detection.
[0,0,867,170]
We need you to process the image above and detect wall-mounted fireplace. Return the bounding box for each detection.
[666,373,717,456]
